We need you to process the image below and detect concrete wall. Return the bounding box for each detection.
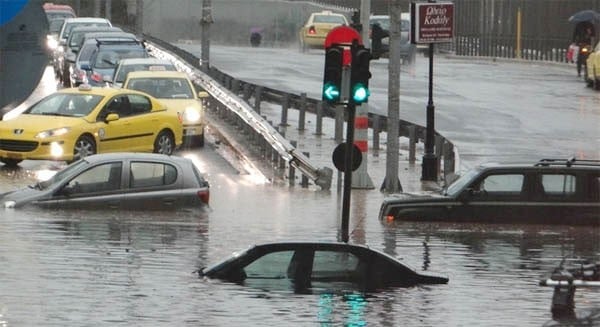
[142,0,353,46]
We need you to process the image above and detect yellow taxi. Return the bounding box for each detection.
[0,85,183,166]
[585,41,600,90]
[122,70,209,147]
[298,10,348,51]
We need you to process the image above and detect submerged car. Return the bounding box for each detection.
[200,242,448,293]
[0,85,183,166]
[123,71,209,147]
[299,10,348,51]
[379,158,600,225]
[0,152,209,210]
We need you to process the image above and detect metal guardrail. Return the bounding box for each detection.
[141,33,458,186]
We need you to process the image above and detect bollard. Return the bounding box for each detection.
[301,152,310,188]
[242,84,252,101]
[315,101,323,136]
[254,86,263,114]
[443,141,455,181]
[231,78,240,95]
[435,135,444,180]
[408,125,416,163]
[298,92,306,131]
[280,94,290,127]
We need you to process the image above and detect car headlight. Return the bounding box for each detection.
[47,37,58,50]
[35,127,70,139]
[183,107,201,123]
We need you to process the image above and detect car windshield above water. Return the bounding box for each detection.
[23,93,103,117]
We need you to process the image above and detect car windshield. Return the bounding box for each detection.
[49,19,65,34]
[93,47,147,69]
[127,78,194,99]
[115,63,176,83]
[444,168,481,196]
[64,22,110,40]
[313,15,346,24]
[24,93,103,117]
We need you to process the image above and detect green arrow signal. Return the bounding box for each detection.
[323,83,340,102]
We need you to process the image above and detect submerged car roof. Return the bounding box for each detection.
[81,152,191,165]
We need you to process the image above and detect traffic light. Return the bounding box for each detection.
[322,45,343,104]
[350,44,372,104]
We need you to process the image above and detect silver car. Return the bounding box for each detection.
[0,153,209,210]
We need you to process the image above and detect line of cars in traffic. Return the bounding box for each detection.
[0,7,211,212]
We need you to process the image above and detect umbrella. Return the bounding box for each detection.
[568,10,600,24]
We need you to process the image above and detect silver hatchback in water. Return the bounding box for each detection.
[1,153,209,210]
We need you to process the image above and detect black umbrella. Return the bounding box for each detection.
[568,10,600,23]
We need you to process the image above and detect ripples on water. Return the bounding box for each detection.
[1,167,599,326]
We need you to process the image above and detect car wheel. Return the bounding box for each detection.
[72,135,96,163]
[154,130,175,155]
[0,158,23,167]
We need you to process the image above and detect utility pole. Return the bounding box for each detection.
[200,0,212,72]
[105,0,111,21]
[382,0,402,193]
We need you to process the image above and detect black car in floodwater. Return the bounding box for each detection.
[379,158,600,225]
[200,242,448,293]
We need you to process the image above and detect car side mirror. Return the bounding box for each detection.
[105,113,120,122]
[59,39,67,46]
[65,53,76,62]
[198,91,209,99]
[80,62,91,71]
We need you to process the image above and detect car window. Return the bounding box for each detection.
[541,174,576,196]
[63,162,122,194]
[311,250,361,280]
[129,162,177,188]
[313,15,346,24]
[479,174,524,193]
[115,64,176,83]
[128,94,152,115]
[588,173,600,201]
[244,251,293,279]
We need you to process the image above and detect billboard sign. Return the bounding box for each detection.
[411,2,454,44]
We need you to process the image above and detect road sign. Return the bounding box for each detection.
[332,143,362,172]
[411,2,454,44]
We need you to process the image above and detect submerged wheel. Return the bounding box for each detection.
[0,158,23,167]
[154,130,175,155]
[72,135,96,163]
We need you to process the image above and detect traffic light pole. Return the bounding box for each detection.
[341,101,356,243]
[421,42,438,181]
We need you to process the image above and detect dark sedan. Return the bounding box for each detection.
[379,158,600,225]
[200,242,448,293]
[0,153,209,210]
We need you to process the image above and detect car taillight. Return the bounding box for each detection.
[90,71,102,83]
[75,69,87,81]
[582,47,589,54]
[308,26,316,35]
[197,190,209,204]
[177,111,183,124]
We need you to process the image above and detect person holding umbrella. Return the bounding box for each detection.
[569,10,599,76]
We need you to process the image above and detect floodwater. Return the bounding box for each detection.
[1,146,599,326]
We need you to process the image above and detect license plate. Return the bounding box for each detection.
[185,129,196,135]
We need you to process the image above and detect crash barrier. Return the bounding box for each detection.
[142,33,458,186]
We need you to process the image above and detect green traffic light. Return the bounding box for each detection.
[352,83,369,104]
[323,82,340,102]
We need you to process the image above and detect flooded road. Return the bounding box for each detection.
[1,141,598,326]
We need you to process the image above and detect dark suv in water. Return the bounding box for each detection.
[379,158,600,225]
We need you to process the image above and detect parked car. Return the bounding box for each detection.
[109,58,177,88]
[379,158,600,225]
[53,17,112,82]
[585,41,600,90]
[123,71,208,147]
[81,38,149,86]
[0,152,209,210]
[0,84,183,166]
[299,10,348,51]
[369,14,416,64]
[199,242,448,292]
[62,26,124,86]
